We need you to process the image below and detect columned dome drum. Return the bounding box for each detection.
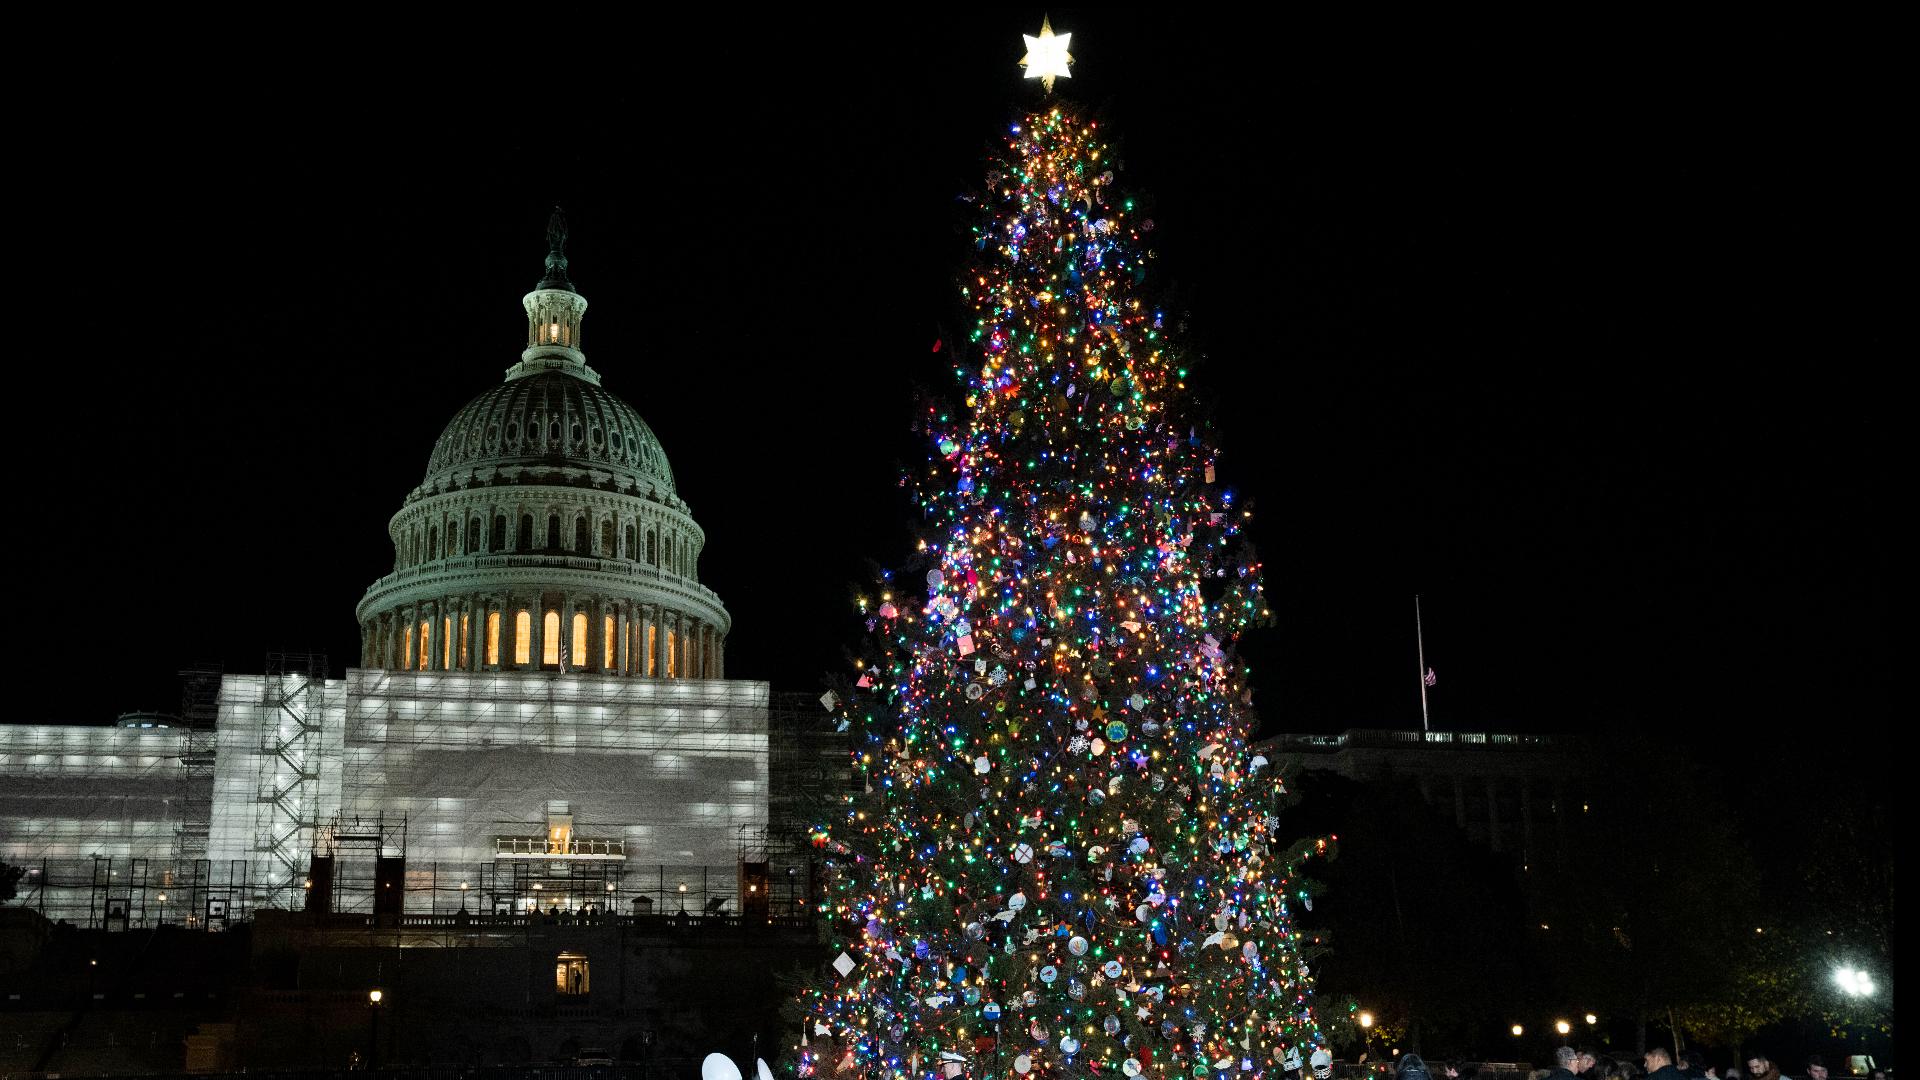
[355,210,729,677]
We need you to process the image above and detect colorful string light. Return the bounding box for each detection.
[794,103,1333,1080]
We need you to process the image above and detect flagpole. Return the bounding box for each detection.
[1416,594,1430,733]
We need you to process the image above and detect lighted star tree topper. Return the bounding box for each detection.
[790,28,1340,1080]
[1020,17,1074,92]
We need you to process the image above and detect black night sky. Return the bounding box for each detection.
[26,17,1892,783]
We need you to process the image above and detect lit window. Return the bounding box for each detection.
[646,626,657,677]
[555,953,589,995]
[486,612,500,666]
[604,616,615,669]
[402,625,414,670]
[544,611,561,666]
[459,614,470,668]
[514,611,532,665]
[549,322,560,342]
[572,613,588,667]
[667,629,677,679]
[418,621,430,670]
[443,616,453,670]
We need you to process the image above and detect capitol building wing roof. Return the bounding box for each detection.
[355,210,728,679]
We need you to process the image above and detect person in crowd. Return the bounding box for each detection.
[1398,1054,1435,1080]
[1577,1052,1600,1078]
[1805,1058,1829,1080]
[1596,1056,1633,1080]
[1548,1047,1582,1080]
[1644,1047,1688,1080]
[1748,1055,1785,1080]
[1682,1051,1709,1080]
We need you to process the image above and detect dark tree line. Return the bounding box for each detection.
[1287,733,1892,1063]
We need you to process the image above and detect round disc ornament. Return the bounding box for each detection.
[1068,935,1088,956]
[1125,1060,1144,1077]
[1039,965,1058,984]
[1012,843,1034,864]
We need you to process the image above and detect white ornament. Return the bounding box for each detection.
[1012,843,1034,864]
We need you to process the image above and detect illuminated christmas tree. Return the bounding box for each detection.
[795,27,1336,1080]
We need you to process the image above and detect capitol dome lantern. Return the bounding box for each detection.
[355,209,729,678]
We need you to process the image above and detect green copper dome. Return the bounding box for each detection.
[356,210,729,680]
[420,370,676,499]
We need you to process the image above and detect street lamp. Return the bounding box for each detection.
[367,989,385,1070]
[1358,1012,1374,1029]
[1833,966,1876,997]
[1556,1020,1572,1036]
[1585,1014,1598,1027]
[1511,1025,1525,1038]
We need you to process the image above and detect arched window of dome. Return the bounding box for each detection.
[623,524,635,561]
[542,610,561,666]
[446,521,459,559]
[459,613,470,668]
[468,516,482,555]
[402,623,414,670]
[574,515,589,555]
[492,515,507,552]
[486,610,501,666]
[547,514,561,552]
[428,525,438,562]
[514,610,531,665]
[518,514,534,552]
[600,519,615,557]
[571,613,588,668]
[647,530,657,566]
[418,620,430,670]
[603,615,616,669]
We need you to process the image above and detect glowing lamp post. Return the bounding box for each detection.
[1833,966,1876,997]
[1511,1024,1525,1038]
[367,988,386,1070]
[1555,1020,1572,1036]
[1585,1014,1598,1027]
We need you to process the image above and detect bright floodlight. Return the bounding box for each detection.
[1511,1025,1525,1037]
[1358,1012,1374,1028]
[1556,1020,1572,1035]
[1833,966,1876,997]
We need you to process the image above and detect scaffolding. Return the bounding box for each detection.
[250,652,328,911]
[310,809,408,914]
[173,663,223,871]
[0,720,206,925]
